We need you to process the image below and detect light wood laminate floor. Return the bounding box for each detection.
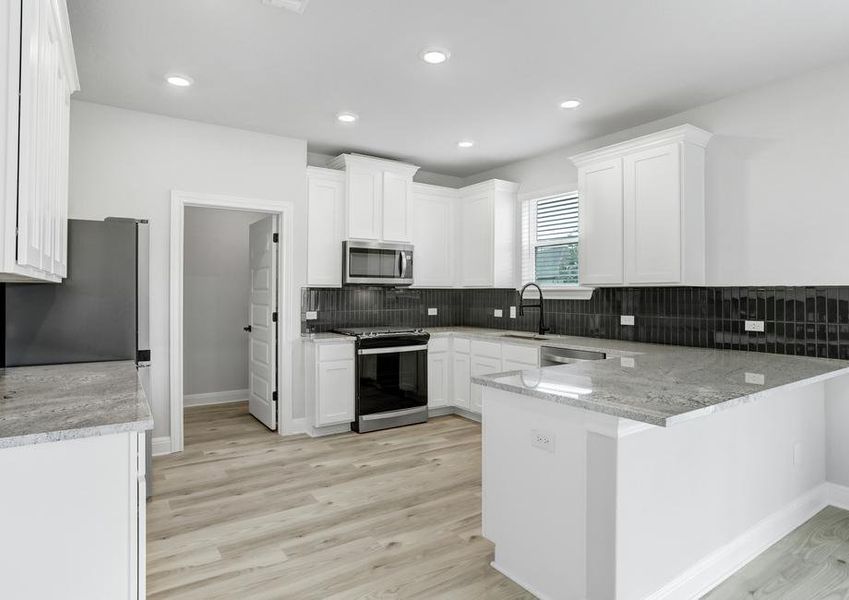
[703,505,849,599]
[148,403,535,599]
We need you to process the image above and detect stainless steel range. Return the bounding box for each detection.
[333,327,429,433]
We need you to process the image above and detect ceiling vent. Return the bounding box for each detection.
[262,0,310,14]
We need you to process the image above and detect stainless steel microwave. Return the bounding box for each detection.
[342,241,414,286]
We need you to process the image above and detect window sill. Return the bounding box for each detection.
[517,286,595,300]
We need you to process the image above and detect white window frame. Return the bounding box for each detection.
[519,186,594,300]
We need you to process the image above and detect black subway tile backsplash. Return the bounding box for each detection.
[301,286,849,360]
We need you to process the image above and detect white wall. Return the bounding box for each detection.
[465,60,849,286]
[183,208,263,397]
[69,101,308,438]
[826,375,849,487]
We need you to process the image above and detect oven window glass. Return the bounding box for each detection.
[358,349,427,415]
[349,248,399,278]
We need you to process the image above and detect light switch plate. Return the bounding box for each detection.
[305,311,318,320]
[494,309,503,318]
[509,306,517,319]
[427,307,438,316]
[745,320,765,332]
[620,357,635,368]
[620,315,635,326]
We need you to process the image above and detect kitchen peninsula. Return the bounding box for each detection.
[0,361,152,599]
[474,342,849,600]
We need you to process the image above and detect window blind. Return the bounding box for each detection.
[521,194,580,286]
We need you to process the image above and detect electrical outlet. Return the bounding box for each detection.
[620,357,635,368]
[510,306,517,319]
[305,311,318,320]
[427,307,438,316]
[745,372,765,385]
[620,315,635,326]
[745,320,765,332]
[531,429,555,453]
[494,309,503,318]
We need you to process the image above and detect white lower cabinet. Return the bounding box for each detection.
[306,341,355,428]
[0,431,145,599]
[427,338,451,408]
[451,337,471,410]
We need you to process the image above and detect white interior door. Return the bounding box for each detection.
[248,215,278,430]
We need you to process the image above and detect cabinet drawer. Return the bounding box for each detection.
[319,342,354,362]
[453,337,470,354]
[471,340,501,359]
[428,337,450,353]
[502,343,539,366]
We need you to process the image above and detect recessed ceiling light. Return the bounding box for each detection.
[336,112,358,123]
[457,140,475,149]
[261,0,310,14]
[166,74,193,87]
[559,99,582,109]
[420,48,450,64]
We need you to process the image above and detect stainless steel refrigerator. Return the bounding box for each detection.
[3,218,152,495]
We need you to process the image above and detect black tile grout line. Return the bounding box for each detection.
[301,286,849,360]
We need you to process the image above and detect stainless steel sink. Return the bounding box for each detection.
[498,333,551,341]
[540,346,606,366]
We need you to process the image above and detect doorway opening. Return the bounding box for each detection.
[169,191,295,454]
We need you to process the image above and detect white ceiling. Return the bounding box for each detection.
[67,0,849,177]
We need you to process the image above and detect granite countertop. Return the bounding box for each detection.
[472,343,849,427]
[0,361,153,449]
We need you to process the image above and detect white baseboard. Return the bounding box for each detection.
[184,389,249,407]
[490,561,555,600]
[827,482,849,510]
[646,483,830,600]
[280,417,307,436]
[306,422,352,438]
[151,436,172,456]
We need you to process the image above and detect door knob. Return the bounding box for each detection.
[243,325,252,332]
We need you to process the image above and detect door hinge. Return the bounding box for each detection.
[272,391,278,402]
[272,311,278,322]
[272,233,279,243]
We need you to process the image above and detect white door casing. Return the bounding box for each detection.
[248,215,278,430]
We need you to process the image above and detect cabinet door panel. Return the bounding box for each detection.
[459,194,493,286]
[307,174,345,286]
[411,190,454,287]
[452,353,471,410]
[470,356,501,413]
[427,352,450,408]
[316,359,355,426]
[382,171,411,242]
[579,159,623,285]
[623,143,681,284]
[347,168,381,240]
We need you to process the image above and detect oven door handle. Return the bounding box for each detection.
[358,345,428,355]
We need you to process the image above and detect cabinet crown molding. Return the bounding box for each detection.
[306,165,344,180]
[329,153,420,176]
[459,178,520,196]
[569,124,712,167]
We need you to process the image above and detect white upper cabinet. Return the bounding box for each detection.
[570,124,711,287]
[0,0,78,282]
[456,179,519,288]
[623,143,682,283]
[411,183,456,288]
[306,167,345,286]
[381,170,412,242]
[329,154,419,242]
[578,158,623,285]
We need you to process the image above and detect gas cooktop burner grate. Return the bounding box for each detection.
[332,327,426,338]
